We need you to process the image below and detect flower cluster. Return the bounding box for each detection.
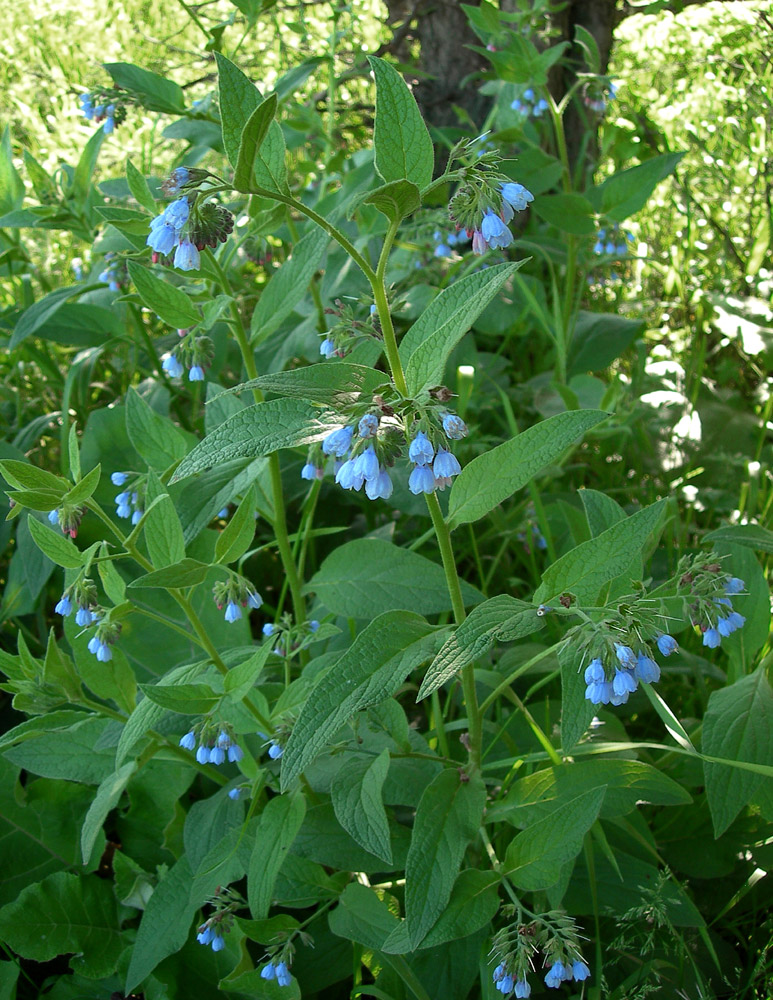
[260,961,293,987]
[55,578,98,626]
[112,471,144,524]
[491,912,590,998]
[79,92,124,134]
[180,727,244,765]
[584,80,617,114]
[432,228,471,259]
[98,253,126,291]
[318,299,381,360]
[47,504,84,539]
[212,577,262,623]
[593,224,632,257]
[161,328,214,383]
[510,88,549,119]
[701,576,746,648]
[262,618,321,660]
[196,887,240,953]
[309,405,467,501]
[583,638,670,707]
[145,168,234,272]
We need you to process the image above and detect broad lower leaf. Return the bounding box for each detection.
[125,387,190,470]
[306,537,483,618]
[3,716,117,785]
[400,263,519,396]
[703,668,773,837]
[10,284,100,350]
[138,682,219,715]
[221,362,387,406]
[534,499,665,604]
[248,792,306,918]
[331,749,393,864]
[504,787,605,891]
[224,644,272,702]
[587,151,685,222]
[368,56,433,189]
[404,769,486,949]
[0,872,123,978]
[170,399,339,482]
[281,612,438,789]
[448,410,608,530]
[234,93,278,192]
[532,193,596,236]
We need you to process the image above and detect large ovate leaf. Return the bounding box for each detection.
[0,872,123,978]
[587,151,685,222]
[127,261,200,330]
[171,399,339,482]
[280,612,439,789]
[703,668,773,837]
[368,56,433,189]
[248,792,306,918]
[448,410,608,530]
[331,749,393,864]
[250,227,328,345]
[534,499,665,604]
[306,537,483,618]
[221,362,387,406]
[404,769,486,949]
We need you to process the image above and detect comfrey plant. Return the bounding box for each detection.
[0,39,769,1000]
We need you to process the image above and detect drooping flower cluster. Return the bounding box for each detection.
[112,471,144,525]
[318,299,381,360]
[145,167,235,273]
[260,960,293,987]
[583,640,668,707]
[196,886,240,953]
[510,88,549,119]
[79,92,124,134]
[593,224,632,257]
[432,227,471,259]
[162,330,214,383]
[261,617,321,660]
[54,574,120,661]
[490,911,590,998]
[212,576,262,624]
[98,253,126,291]
[180,726,244,765]
[701,576,746,648]
[47,504,84,539]
[308,402,468,502]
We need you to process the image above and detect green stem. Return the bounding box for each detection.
[206,250,306,624]
[373,218,408,395]
[479,643,560,716]
[425,493,482,772]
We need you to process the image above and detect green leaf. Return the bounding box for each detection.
[559,645,595,752]
[328,882,399,950]
[215,485,256,564]
[3,717,117,785]
[26,515,84,569]
[126,160,157,213]
[504,787,605,890]
[67,424,82,483]
[125,387,189,470]
[63,463,101,506]
[221,362,386,406]
[491,760,691,828]
[703,669,773,837]
[224,644,272,702]
[368,56,433,189]
[71,127,106,204]
[144,494,186,568]
[574,24,601,72]
[248,792,306,918]
[331,749,393,864]
[418,596,544,700]
[306,537,483,619]
[534,499,666,604]
[568,311,645,376]
[127,261,200,330]
[404,769,486,949]
[97,546,127,605]
[381,869,501,954]
[127,558,211,589]
[580,487,625,537]
[448,410,608,530]
[116,662,203,766]
[532,193,596,236]
[234,93,278,191]
[138,682,220,715]
[125,858,196,991]
[215,54,287,192]
[704,523,773,554]
[0,872,122,978]
[10,284,99,350]
[81,762,136,863]
[588,151,685,222]
[0,127,24,217]
[0,960,19,1000]
[0,460,68,493]
[104,62,186,114]
[281,612,437,789]
[250,227,328,345]
[400,263,518,396]
[709,542,770,673]
[362,179,421,223]
[170,399,339,482]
